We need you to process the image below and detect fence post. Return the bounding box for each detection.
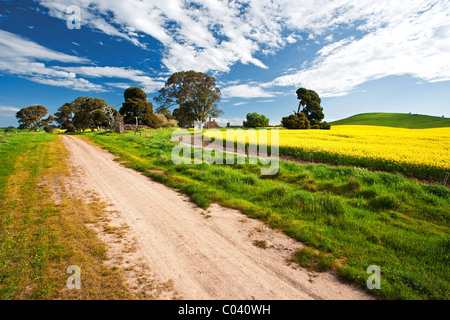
[444,172,450,187]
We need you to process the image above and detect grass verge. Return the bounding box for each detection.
[0,132,133,299]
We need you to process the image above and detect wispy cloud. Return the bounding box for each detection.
[4,0,449,98]
[58,66,165,92]
[36,0,305,73]
[222,84,277,99]
[232,102,249,106]
[267,0,450,97]
[0,30,163,93]
[0,106,20,112]
[0,105,20,119]
[0,29,103,91]
[36,0,450,97]
[0,29,88,63]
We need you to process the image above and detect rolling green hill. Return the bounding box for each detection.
[330,113,450,129]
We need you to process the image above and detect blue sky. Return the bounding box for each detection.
[1,0,449,127]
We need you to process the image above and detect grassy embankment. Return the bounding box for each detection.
[84,128,449,300]
[0,131,133,299]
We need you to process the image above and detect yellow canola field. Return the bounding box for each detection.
[205,125,450,174]
[278,126,450,170]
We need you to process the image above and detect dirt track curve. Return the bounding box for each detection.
[61,135,372,300]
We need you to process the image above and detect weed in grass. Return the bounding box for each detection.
[423,184,450,199]
[265,186,289,200]
[291,247,335,272]
[370,194,400,211]
[253,240,267,249]
[360,188,378,199]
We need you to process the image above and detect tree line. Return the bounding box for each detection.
[15,70,330,131]
[242,88,330,130]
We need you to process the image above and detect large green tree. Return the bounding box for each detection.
[16,105,54,131]
[243,112,270,128]
[172,106,196,128]
[155,70,222,128]
[119,87,158,128]
[72,97,109,131]
[91,105,118,130]
[296,88,324,126]
[55,102,75,129]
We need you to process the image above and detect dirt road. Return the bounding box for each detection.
[61,135,372,300]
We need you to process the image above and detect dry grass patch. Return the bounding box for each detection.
[1,134,176,299]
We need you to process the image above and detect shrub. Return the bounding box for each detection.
[155,114,178,128]
[44,125,54,133]
[166,120,179,128]
[243,112,270,128]
[155,113,169,127]
[281,112,311,129]
[65,123,77,133]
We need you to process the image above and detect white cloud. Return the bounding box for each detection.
[35,0,450,95]
[0,105,20,119]
[0,30,163,93]
[104,82,132,90]
[0,106,20,112]
[222,84,276,99]
[232,102,249,106]
[268,0,450,97]
[0,30,105,91]
[215,117,246,126]
[36,0,303,73]
[0,29,87,64]
[58,66,165,92]
[3,0,447,97]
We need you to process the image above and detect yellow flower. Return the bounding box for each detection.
[205,125,450,173]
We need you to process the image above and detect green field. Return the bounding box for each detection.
[83,129,449,300]
[330,113,450,129]
[0,132,133,299]
[2,128,449,300]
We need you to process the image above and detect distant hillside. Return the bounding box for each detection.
[330,113,450,129]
